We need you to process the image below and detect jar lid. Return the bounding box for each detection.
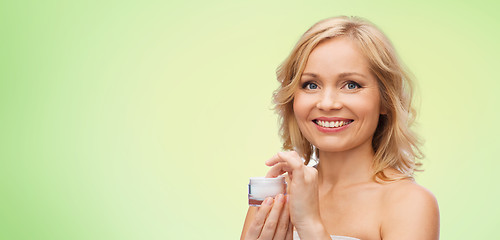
[249,176,285,185]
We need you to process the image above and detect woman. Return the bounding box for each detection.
[241,16,439,240]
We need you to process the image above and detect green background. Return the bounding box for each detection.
[1,0,499,239]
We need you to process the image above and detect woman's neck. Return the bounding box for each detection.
[316,141,375,191]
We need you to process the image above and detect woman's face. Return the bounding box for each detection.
[293,37,384,153]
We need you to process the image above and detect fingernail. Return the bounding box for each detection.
[276,194,284,203]
[264,197,273,205]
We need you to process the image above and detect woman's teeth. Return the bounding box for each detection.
[315,120,352,128]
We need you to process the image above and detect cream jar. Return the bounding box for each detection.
[248,176,287,206]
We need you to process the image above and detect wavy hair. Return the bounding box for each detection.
[273,16,423,181]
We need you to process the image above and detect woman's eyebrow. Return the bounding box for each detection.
[302,72,366,78]
[301,72,317,78]
[338,72,366,78]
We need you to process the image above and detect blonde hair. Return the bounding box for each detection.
[273,16,423,181]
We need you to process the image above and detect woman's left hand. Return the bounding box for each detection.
[265,151,324,234]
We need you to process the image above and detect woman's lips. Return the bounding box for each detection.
[312,117,353,132]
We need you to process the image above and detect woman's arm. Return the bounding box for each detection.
[381,183,440,240]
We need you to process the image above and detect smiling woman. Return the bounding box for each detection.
[241,16,439,240]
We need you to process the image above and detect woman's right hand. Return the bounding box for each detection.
[265,151,330,239]
[242,194,293,240]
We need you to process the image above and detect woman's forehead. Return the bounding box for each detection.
[303,38,371,77]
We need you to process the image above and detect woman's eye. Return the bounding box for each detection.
[303,82,318,90]
[345,82,361,90]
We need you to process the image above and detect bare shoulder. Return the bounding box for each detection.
[380,179,440,239]
[382,179,438,209]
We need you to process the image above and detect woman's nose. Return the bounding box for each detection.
[316,90,342,110]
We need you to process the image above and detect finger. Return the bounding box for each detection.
[245,197,274,240]
[265,162,291,178]
[272,195,290,240]
[266,151,303,169]
[265,153,282,167]
[284,222,293,240]
[258,194,286,239]
[268,152,306,180]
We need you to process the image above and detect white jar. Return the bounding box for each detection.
[248,176,287,206]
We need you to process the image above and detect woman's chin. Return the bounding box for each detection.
[314,144,351,153]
